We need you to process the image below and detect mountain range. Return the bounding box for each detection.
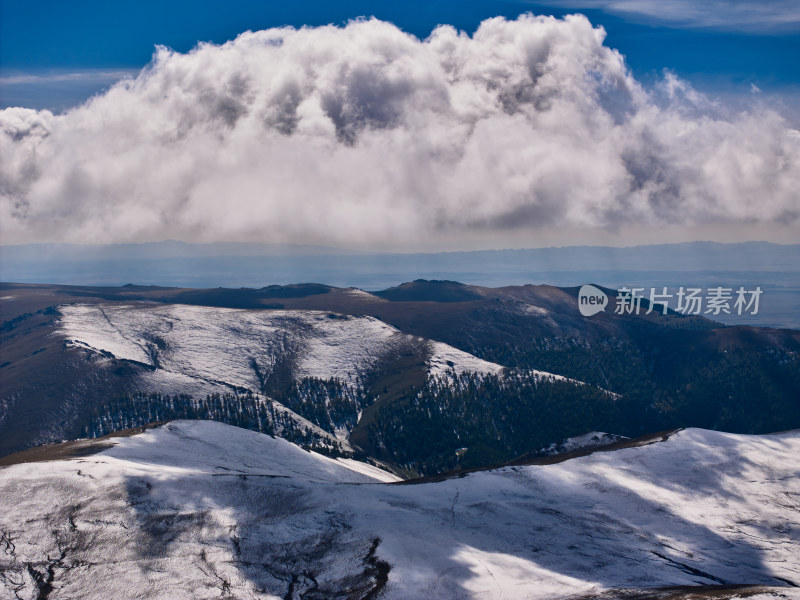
[2,280,798,477]
[2,242,798,328]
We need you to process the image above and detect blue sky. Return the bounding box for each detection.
[2,0,799,111]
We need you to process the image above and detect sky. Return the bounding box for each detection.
[3,1,799,109]
[1,1,798,250]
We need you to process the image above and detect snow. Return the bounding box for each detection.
[540,431,627,455]
[55,302,517,449]
[57,303,510,391]
[426,340,614,395]
[514,302,549,317]
[1,423,798,599]
[343,288,381,299]
[98,421,400,484]
[54,301,533,432]
[428,341,506,377]
[294,313,403,382]
[61,304,154,365]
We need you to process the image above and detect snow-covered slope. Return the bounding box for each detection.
[96,420,400,484]
[1,422,797,599]
[57,303,506,391]
[539,431,628,455]
[428,341,505,377]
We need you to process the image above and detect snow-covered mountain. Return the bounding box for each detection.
[3,281,799,480]
[57,303,506,392]
[1,421,797,599]
[52,302,519,452]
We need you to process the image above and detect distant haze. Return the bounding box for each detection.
[2,241,798,329]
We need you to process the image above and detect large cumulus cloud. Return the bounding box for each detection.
[1,14,798,247]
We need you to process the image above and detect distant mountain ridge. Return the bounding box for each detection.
[3,240,798,271]
[4,241,797,328]
[0,240,360,258]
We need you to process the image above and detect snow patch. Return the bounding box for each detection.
[539,431,627,456]
[428,341,505,377]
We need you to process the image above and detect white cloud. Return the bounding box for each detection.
[538,0,800,32]
[0,69,137,86]
[0,69,140,114]
[1,15,798,248]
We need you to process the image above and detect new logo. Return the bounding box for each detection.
[578,284,608,316]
